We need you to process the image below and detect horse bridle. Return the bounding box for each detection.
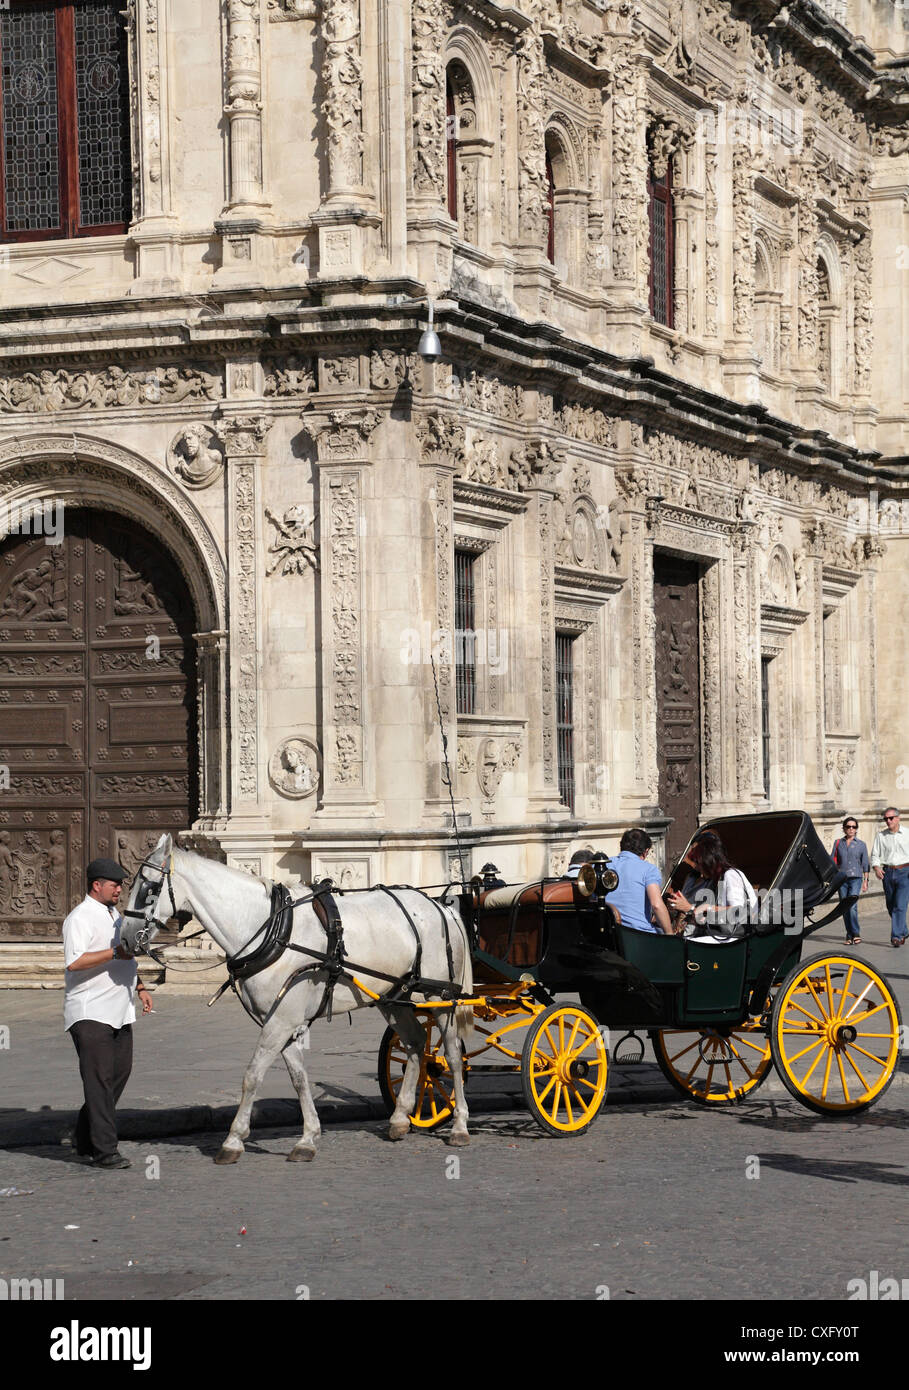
[120,851,178,956]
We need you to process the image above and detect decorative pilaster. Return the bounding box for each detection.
[219,415,272,819]
[125,0,179,293]
[516,25,548,248]
[611,47,649,303]
[731,144,755,342]
[411,0,446,205]
[853,233,873,398]
[301,407,381,813]
[797,134,820,374]
[704,137,719,340]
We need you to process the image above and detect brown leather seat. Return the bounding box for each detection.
[475,879,578,968]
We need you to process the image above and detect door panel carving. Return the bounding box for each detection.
[0,511,197,939]
[654,555,702,866]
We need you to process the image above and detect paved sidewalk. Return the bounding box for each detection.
[1,903,905,1148]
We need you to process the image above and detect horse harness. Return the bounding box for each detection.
[127,855,463,1025]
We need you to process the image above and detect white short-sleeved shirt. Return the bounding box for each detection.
[63,895,137,1031]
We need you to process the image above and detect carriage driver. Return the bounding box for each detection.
[62,857,153,1169]
[603,829,674,935]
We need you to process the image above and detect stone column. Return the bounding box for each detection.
[313,0,378,287]
[215,0,271,284]
[802,523,828,802]
[193,628,229,824]
[301,407,381,817]
[219,415,272,824]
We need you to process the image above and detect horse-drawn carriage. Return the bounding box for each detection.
[378,811,902,1134]
[122,811,901,1162]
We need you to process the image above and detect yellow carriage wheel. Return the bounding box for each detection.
[652,1023,773,1104]
[521,1003,608,1136]
[377,1020,466,1130]
[770,952,901,1116]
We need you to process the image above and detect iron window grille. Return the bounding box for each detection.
[454,549,476,716]
[648,159,674,328]
[0,0,131,243]
[556,632,575,814]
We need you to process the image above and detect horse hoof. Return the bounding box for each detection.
[287,1144,316,1162]
[447,1130,470,1148]
[213,1146,242,1165]
[388,1122,410,1141]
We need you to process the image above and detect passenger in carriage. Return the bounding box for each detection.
[603,829,674,935]
[667,832,758,940]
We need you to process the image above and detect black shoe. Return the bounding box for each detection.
[93,1153,131,1170]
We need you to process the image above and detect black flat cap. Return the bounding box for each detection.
[86,857,127,884]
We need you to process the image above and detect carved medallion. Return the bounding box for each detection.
[269,737,321,799]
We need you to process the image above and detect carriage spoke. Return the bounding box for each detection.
[835,963,856,1018]
[535,1074,557,1106]
[842,1049,870,1092]
[848,1043,889,1067]
[786,1037,826,1065]
[667,1038,702,1065]
[835,1049,850,1105]
[820,1043,834,1100]
[563,1087,573,1125]
[549,1082,564,1122]
[798,1037,828,1086]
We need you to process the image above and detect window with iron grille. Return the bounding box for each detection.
[761,656,772,800]
[446,75,458,224]
[454,549,476,716]
[556,632,575,813]
[0,0,131,243]
[648,160,674,328]
[545,149,555,265]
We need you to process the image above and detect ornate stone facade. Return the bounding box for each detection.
[0,0,906,964]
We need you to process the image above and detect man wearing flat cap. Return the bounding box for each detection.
[62,857,152,1169]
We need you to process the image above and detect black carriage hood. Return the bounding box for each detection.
[665,810,846,911]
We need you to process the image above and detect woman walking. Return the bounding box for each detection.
[832,817,870,945]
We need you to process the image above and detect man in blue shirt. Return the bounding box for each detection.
[604,829,674,935]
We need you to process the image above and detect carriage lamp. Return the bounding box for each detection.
[576,863,598,897]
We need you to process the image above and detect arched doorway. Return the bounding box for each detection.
[0,509,198,940]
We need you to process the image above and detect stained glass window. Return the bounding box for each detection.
[0,1,131,242]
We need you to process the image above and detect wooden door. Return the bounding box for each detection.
[0,510,197,940]
[654,555,701,867]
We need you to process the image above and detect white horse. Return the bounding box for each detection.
[121,834,473,1161]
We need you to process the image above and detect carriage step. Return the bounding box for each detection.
[613,1032,646,1065]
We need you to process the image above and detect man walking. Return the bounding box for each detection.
[870,808,909,948]
[63,857,152,1168]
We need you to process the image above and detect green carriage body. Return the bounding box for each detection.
[468,810,841,1030]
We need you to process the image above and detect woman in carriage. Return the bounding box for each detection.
[667,830,758,941]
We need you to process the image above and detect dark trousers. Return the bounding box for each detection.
[69,1020,133,1160]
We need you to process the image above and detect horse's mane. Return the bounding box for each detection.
[172,844,271,891]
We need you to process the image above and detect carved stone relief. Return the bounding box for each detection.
[0,365,221,413]
[269,736,321,798]
[265,506,319,576]
[167,425,224,489]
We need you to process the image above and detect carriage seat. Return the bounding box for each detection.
[474,879,577,968]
